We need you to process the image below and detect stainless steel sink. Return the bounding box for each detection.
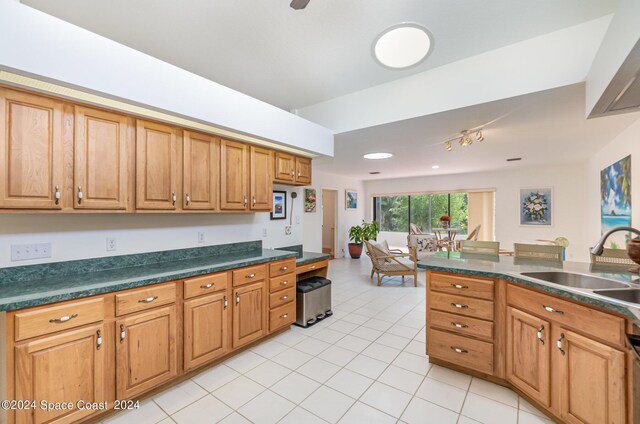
[520,272,629,289]
[593,289,640,304]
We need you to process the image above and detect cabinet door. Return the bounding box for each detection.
[116,305,177,399]
[250,146,273,211]
[220,139,248,210]
[74,106,128,210]
[295,156,311,185]
[506,307,551,407]
[233,281,266,348]
[183,130,218,210]
[136,120,179,210]
[556,329,626,424]
[274,152,295,182]
[0,89,63,209]
[184,292,229,371]
[14,324,105,424]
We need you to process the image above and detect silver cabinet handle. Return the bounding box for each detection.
[451,322,468,329]
[281,266,289,271]
[185,193,190,205]
[172,192,177,206]
[557,333,565,355]
[310,265,316,269]
[49,313,78,324]
[450,346,468,354]
[236,293,240,305]
[243,196,248,206]
[138,296,158,303]
[282,295,289,301]
[77,186,84,204]
[200,283,214,289]
[224,296,228,310]
[54,185,61,205]
[252,196,256,206]
[96,330,102,350]
[281,280,289,286]
[290,169,294,177]
[543,305,564,315]
[537,325,545,345]
[450,283,468,289]
[451,303,469,309]
[282,314,288,319]
[246,273,256,279]
[297,170,301,177]
[120,324,126,344]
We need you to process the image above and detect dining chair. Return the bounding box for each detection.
[514,243,563,262]
[459,240,500,255]
[589,247,635,267]
[455,224,481,250]
[409,223,423,234]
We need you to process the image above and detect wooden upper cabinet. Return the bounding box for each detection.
[0,88,64,209]
[136,120,180,210]
[250,146,273,211]
[14,324,105,424]
[274,152,295,183]
[74,106,128,210]
[295,156,312,185]
[183,130,219,210]
[220,139,248,211]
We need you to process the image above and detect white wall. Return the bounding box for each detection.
[303,168,365,257]
[0,184,303,268]
[365,164,589,261]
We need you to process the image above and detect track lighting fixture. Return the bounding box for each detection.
[476,130,484,142]
[445,141,453,151]
[444,128,486,151]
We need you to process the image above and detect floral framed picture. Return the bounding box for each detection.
[304,188,317,213]
[271,190,287,220]
[345,189,358,210]
[519,188,553,226]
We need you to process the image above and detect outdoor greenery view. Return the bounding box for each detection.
[373,193,469,235]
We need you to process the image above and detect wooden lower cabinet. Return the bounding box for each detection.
[232,281,266,348]
[14,324,105,424]
[184,292,229,371]
[116,305,178,399]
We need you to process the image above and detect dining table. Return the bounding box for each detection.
[432,227,460,251]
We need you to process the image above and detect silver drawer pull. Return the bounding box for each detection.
[557,333,565,355]
[138,296,158,303]
[451,322,468,329]
[451,303,469,309]
[282,314,288,319]
[450,346,468,354]
[543,305,564,314]
[96,330,102,350]
[282,295,289,301]
[450,284,469,289]
[281,281,289,285]
[281,266,289,271]
[54,185,61,204]
[200,283,214,289]
[310,265,316,269]
[120,324,126,343]
[49,313,78,324]
[537,325,545,345]
[246,273,256,278]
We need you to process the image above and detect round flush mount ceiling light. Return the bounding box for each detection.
[373,23,433,69]
[363,152,394,160]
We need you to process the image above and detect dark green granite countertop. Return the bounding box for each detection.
[418,251,640,325]
[0,248,295,312]
[297,251,331,266]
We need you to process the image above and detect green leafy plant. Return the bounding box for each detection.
[349,220,379,245]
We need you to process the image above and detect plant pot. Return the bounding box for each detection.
[348,243,363,259]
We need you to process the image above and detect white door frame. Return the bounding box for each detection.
[322,187,339,258]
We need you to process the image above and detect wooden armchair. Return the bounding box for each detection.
[364,240,418,287]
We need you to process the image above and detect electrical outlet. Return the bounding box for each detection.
[11,243,52,261]
[198,232,205,243]
[106,237,117,252]
[296,216,300,224]
[262,228,267,237]
[285,226,292,235]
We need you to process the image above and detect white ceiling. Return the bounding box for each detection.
[315,84,640,180]
[22,0,617,111]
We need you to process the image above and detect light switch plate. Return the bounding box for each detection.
[11,243,52,261]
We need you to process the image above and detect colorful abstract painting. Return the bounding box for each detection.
[520,188,553,226]
[304,188,316,213]
[346,190,358,210]
[601,155,631,248]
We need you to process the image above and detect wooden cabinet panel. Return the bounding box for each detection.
[274,152,295,182]
[232,264,267,287]
[136,120,179,210]
[296,259,328,275]
[269,285,295,309]
[14,324,105,424]
[0,89,64,209]
[269,274,295,292]
[269,301,296,332]
[74,106,128,210]
[183,130,218,210]
[249,146,273,211]
[427,328,494,375]
[295,156,311,184]
[232,281,266,348]
[183,272,228,299]
[184,292,228,371]
[429,291,494,320]
[430,273,494,300]
[506,307,551,407]
[115,283,176,316]
[220,139,248,211]
[429,310,493,342]
[556,328,626,424]
[269,259,296,278]
[116,305,178,399]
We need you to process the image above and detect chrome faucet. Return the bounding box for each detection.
[591,226,640,255]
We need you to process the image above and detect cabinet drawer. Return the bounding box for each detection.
[430,292,494,321]
[269,274,295,293]
[270,302,296,332]
[115,283,176,316]
[15,298,105,341]
[270,286,295,309]
[270,259,296,278]
[429,310,494,342]
[296,260,328,275]
[184,272,228,299]
[507,284,626,346]
[430,273,494,300]
[428,329,494,375]
[233,264,266,286]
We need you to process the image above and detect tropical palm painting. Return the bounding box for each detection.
[601,155,631,248]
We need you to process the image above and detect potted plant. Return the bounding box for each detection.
[439,215,451,229]
[348,220,379,259]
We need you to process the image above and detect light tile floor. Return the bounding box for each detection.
[103,257,552,424]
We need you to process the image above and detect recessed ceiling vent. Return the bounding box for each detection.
[290,0,311,10]
[506,157,522,162]
[369,171,381,175]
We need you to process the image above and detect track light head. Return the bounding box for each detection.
[445,141,453,151]
[476,130,484,142]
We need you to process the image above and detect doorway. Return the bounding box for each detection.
[322,189,337,259]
